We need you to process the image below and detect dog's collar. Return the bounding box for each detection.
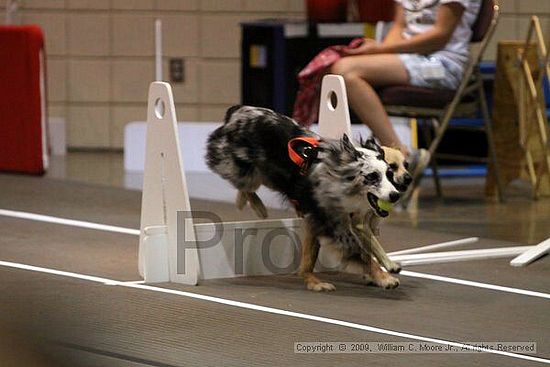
[288,136,320,175]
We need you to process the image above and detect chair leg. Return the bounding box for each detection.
[421,119,443,197]
[427,111,452,157]
[429,156,443,198]
[478,76,505,202]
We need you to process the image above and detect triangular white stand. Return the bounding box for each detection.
[139,82,199,285]
[318,75,352,140]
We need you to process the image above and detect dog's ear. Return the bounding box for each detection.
[341,134,355,152]
[340,134,362,161]
[360,136,384,160]
[359,136,379,151]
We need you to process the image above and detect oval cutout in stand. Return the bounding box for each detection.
[328,91,338,111]
[154,98,165,119]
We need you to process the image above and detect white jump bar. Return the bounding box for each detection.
[388,237,479,256]
[391,246,533,267]
[510,238,550,267]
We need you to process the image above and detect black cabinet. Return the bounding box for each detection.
[241,19,365,116]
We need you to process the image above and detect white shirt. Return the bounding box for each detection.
[394,0,481,68]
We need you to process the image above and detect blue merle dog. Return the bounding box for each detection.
[206,105,401,291]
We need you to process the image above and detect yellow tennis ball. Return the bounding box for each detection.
[378,199,393,212]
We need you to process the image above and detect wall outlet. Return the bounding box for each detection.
[169,58,184,83]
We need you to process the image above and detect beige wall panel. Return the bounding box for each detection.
[484,15,518,60]
[201,14,255,58]
[284,13,306,21]
[112,14,154,56]
[155,0,199,11]
[68,106,110,148]
[22,12,66,55]
[164,59,199,103]
[110,105,147,148]
[200,105,230,122]
[68,14,110,56]
[23,0,65,9]
[48,104,66,118]
[200,61,240,104]
[159,14,199,57]
[498,0,517,14]
[200,0,243,11]
[67,0,110,9]
[288,0,306,13]
[111,0,155,10]
[517,0,550,14]
[175,105,200,121]
[47,59,66,102]
[243,0,287,12]
[68,60,110,102]
[111,60,154,102]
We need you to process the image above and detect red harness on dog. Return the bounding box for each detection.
[287,136,320,176]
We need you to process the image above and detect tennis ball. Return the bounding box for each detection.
[378,199,393,212]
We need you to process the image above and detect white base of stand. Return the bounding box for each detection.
[142,225,170,283]
[196,218,302,279]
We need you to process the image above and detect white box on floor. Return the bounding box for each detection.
[123,117,411,173]
[48,117,66,156]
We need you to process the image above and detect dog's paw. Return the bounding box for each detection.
[374,275,400,289]
[384,261,401,274]
[307,282,336,292]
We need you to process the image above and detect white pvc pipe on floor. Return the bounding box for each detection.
[388,237,479,256]
[391,246,534,266]
[510,238,550,267]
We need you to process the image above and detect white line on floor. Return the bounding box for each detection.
[0,259,548,365]
[0,209,140,236]
[401,270,550,299]
[1,208,548,300]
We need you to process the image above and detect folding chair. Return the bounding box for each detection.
[378,0,504,202]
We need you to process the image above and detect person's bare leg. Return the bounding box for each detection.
[330,54,410,155]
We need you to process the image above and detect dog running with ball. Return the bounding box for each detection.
[206,105,411,292]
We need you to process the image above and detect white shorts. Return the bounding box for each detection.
[398,53,463,90]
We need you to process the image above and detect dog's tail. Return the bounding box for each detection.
[224,104,243,124]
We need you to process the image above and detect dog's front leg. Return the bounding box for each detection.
[299,219,335,292]
[334,228,399,289]
[334,228,399,288]
[362,225,401,274]
[353,214,401,273]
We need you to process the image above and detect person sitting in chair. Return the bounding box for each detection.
[329,0,481,184]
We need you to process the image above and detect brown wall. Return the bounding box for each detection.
[1,0,547,149]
